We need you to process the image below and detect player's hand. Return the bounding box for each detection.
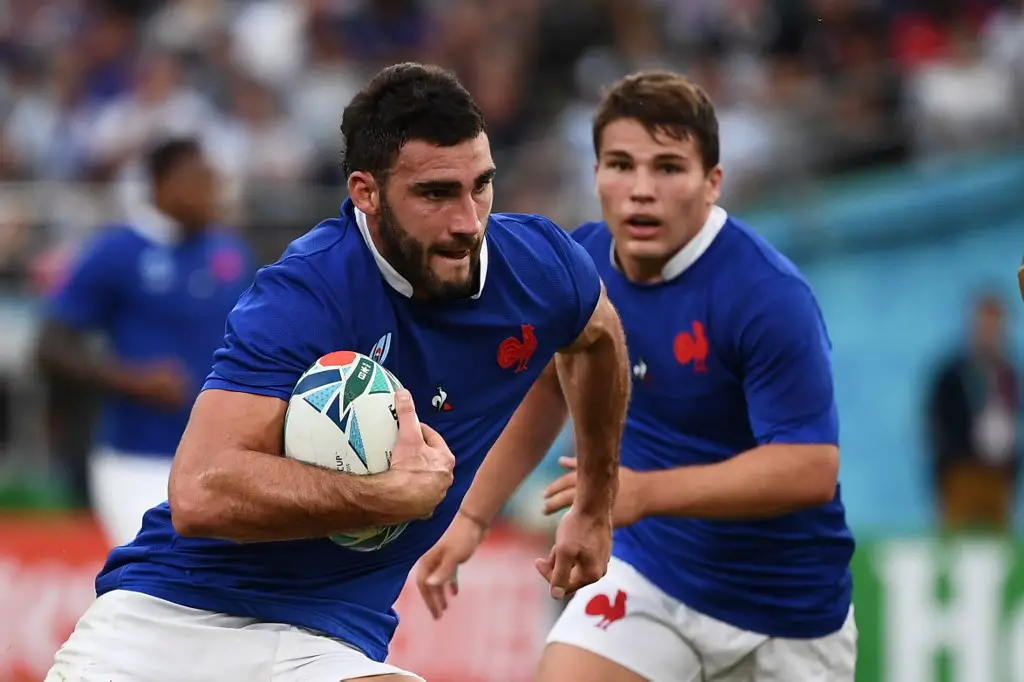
[388,390,456,521]
[415,511,486,619]
[121,359,190,410]
[542,457,646,528]
[535,505,612,599]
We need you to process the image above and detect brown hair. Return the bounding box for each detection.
[592,70,720,171]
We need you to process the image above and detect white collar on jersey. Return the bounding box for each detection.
[353,206,489,299]
[610,205,728,282]
[128,201,182,246]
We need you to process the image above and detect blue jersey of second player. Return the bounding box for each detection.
[572,207,854,640]
[46,213,252,457]
[94,199,602,662]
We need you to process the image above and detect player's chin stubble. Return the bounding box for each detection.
[378,197,481,300]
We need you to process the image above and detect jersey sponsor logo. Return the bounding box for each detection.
[674,321,708,373]
[431,385,453,412]
[585,590,627,629]
[497,324,537,373]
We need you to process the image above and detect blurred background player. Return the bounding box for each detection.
[35,137,252,547]
[418,70,857,681]
[44,63,627,682]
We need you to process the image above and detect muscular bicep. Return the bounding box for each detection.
[169,389,286,499]
[170,255,351,518]
[183,389,286,456]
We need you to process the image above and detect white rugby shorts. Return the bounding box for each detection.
[89,448,173,547]
[546,557,857,682]
[46,590,422,681]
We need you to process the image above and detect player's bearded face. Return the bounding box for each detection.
[377,190,484,300]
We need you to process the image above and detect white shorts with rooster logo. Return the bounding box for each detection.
[545,557,857,682]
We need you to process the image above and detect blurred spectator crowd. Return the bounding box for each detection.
[0,0,1023,278]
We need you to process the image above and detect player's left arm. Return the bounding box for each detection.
[639,277,840,519]
[533,282,629,598]
[418,223,627,605]
[434,286,626,546]
[457,282,628,528]
[553,284,630,515]
[456,224,627,529]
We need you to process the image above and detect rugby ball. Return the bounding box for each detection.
[284,350,407,551]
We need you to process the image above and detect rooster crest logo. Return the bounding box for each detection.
[674,321,709,373]
[431,385,452,412]
[585,590,627,630]
[497,324,537,373]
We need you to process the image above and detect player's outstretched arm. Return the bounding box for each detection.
[169,388,453,543]
[535,287,630,598]
[632,442,839,520]
[416,359,569,619]
[440,260,627,533]
[552,287,630,515]
[456,359,569,529]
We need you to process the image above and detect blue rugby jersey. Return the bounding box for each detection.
[572,208,854,639]
[95,199,603,660]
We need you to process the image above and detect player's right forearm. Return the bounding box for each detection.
[460,362,568,527]
[170,447,419,543]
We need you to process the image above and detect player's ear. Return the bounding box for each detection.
[348,171,381,216]
[705,165,723,206]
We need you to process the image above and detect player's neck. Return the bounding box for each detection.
[150,200,207,239]
[616,253,668,284]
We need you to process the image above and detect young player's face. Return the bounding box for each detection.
[377,133,495,299]
[595,118,722,281]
